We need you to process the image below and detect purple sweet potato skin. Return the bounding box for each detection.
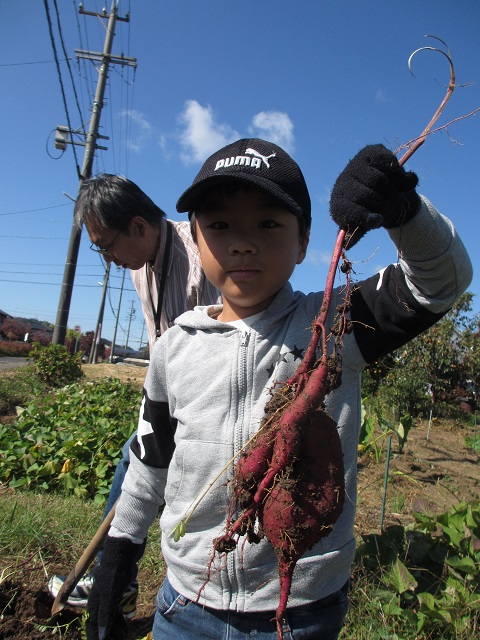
[260,409,345,559]
[259,409,345,637]
[213,400,345,639]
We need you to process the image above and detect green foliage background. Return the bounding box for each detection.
[362,292,479,420]
[0,376,141,503]
[30,342,84,387]
[348,501,480,639]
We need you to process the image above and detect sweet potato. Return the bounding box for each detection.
[259,409,345,633]
[213,383,345,638]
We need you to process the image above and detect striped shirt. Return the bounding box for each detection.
[130,218,219,354]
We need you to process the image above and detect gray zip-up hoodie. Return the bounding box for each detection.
[111,196,472,612]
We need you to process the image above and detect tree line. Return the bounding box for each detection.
[362,292,479,418]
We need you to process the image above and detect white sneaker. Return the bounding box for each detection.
[47,573,138,619]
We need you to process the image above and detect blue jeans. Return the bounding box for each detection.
[102,433,136,520]
[152,575,349,639]
[97,433,145,577]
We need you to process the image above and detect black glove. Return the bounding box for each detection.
[86,536,142,640]
[330,144,421,247]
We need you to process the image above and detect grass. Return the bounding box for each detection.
[0,490,102,557]
[0,365,47,416]
[0,488,162,640]
[0,488,162,573]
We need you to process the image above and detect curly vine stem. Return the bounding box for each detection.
[307,36,456,395]
[397,34,455,165]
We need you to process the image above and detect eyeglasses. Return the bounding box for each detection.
[89,230,121,257]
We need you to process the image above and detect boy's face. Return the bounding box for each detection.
[195,185,309,322]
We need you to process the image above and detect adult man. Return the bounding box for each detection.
[48,174,219,617]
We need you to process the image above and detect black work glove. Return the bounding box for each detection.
[86,536,142,640]
[330,144,421,247]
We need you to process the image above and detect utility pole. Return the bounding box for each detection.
[52,1,136,345]
[139,319,145,351]
[109,268,126,363]
[124,300,136,357]
[90,262,111,364]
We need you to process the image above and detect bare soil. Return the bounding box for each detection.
[1,363,479,639]
[81,362,149,386]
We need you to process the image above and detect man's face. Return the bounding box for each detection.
[86,216,154,270]
[195,186,309,322]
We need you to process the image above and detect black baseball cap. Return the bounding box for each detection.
[176,138,311,228]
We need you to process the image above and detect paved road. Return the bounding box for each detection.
[0,357,30,370]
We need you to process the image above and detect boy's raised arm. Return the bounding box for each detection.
[329,143,472,364]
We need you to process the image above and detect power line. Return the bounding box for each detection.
[0,262,104,267]
[0,269,131,280]
[0,235,68,240]
[0,278,136,291]
[52,0,86,139]
[0,59,73,66]
[52,2,136,346]
[0,203,71,216]
[43,0,82,177]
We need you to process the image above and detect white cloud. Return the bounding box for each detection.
[176,101,297,164]
[157,134,167,150]
[249,111,295,153]
[178,100,239,164]
[316,186,332,207]
[119,109,153,152]
[304,248,332,267]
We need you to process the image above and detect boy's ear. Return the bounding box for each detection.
[296,231,310,265]
[129,216,148,237]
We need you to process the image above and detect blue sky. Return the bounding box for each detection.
[1,0,479,350]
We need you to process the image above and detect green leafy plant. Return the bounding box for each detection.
[358,411,383,462]
[359,407,415,461]
[30,342,84,387]
[378,415,414,455]
[0,377,141,502]
[362,293,479,419]
[355,500,480,638]
[465,433,480,455]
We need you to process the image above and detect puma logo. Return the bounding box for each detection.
[214,147,277,171]
[245,148,276,168]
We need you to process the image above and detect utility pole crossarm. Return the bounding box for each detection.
[74,49,137,68]
[79,4,130,22]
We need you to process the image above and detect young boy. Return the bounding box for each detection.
[86,139,472,640]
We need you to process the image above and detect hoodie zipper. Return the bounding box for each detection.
[240,330,251,347]
[228,328,251,606]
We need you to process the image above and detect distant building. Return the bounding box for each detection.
[0,309,12,333]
